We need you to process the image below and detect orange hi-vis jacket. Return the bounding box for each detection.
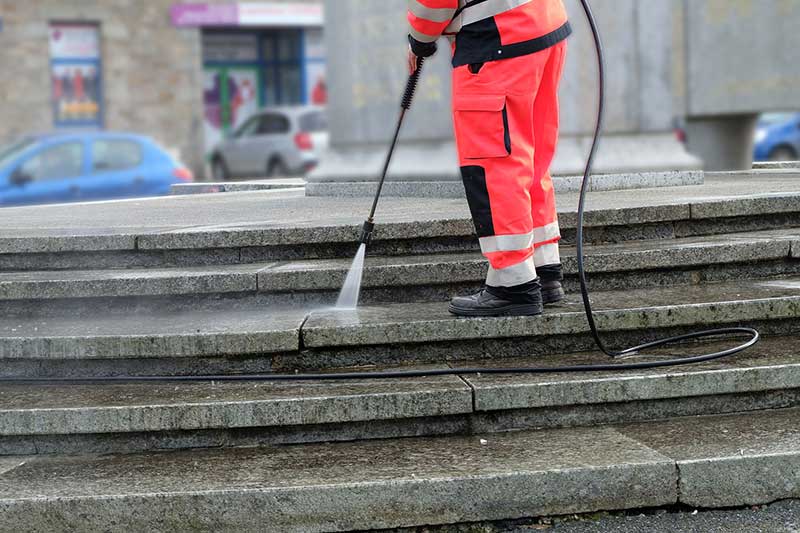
[408,0,571,67]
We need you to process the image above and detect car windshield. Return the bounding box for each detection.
[299,111,328,132]
[759,113,795,125]
[0,138,37,168]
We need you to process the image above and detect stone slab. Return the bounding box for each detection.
[0,175,797,255]
[301,277,800,348]
[172,179,305,195]
[0,307,305,360]
[0,373,471,436]
[463,337,800,412]
[306,171,704,198]
[0,427,676,532]
[0,264,271,301]
[754,161,800,170]
[619,408,800,508]
[259,231,794,293]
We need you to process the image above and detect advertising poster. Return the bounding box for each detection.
[306,61,327,106]
[49,24,102,126]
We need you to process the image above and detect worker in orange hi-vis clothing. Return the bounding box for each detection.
[407,0,572,317]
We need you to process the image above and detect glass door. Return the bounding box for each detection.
[202,67,260,155]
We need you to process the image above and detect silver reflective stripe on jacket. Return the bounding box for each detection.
[446,0,533,34]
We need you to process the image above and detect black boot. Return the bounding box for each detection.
[537,264,565,305]
[449,279,543,317]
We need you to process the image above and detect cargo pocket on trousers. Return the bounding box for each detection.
[453,94,511,159]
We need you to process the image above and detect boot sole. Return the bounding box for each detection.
[448,303,544,318]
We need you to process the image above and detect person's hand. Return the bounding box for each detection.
[408,45,419,74]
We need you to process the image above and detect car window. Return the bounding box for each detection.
[299,111,328,133]
[258,114,290,135]
[92,139,142,171]
[18,142,84,182]
[0,138,37,168]
[235,117,260,138]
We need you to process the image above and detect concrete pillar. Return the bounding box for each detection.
[686,115,759,171]
[307,0,701,198]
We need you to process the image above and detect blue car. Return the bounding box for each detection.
[0,132,193,207]
[754,113,800,162]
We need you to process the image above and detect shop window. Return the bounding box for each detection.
[49,23,103,127]
[19,142,84,182]
[92,140,142,171]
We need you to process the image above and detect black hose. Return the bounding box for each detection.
[1,1,758,385]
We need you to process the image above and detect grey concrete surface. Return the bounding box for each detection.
[0,426,676,532]
[621,409,800,508]
[0,307,305,360]
[464,337,800,412]
[172,179,305,195]
[755,161,800,170]
[0,263,270,301]
[0,174,798,254]
[306,171,705,198]
[301,277,800,349]
[546,500,800,533]
[0,374,472,437]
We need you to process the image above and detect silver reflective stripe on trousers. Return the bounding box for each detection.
[534,243,560,267]
[486,256,537,287]
[479,222,561,254]
[408,0,458,23]
[462,0,533,26]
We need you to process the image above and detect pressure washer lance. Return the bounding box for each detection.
[1,0,759,385]
[359,57,426,247]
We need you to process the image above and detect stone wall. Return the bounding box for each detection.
[0,0,206,173]
[0,0,322,177]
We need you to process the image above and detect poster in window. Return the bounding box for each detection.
[305,61,327,106]
[49,24,100,60]
[52,63,102,124]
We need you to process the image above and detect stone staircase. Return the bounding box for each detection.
[1,179,800,531]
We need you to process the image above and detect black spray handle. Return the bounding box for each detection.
[401,57,425,110]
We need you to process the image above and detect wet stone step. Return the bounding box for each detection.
[0,372,472,456]
[1,409,798,532]
[298,277,800,368]
[0,229,797,311]
[0,424,677,532]
[2,337,799,456]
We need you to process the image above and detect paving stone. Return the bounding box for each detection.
[0,374,471,436]
[301,278,800,349]
[463,337,800,412]
[690,193,800,220]
[618,408,800,508]
[0,264,269,301]
[0,427,676,532]
[259,231,795,293]
[0,307,305,360]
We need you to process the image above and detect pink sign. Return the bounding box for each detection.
[170,4,239,27]
[171,3,324,27]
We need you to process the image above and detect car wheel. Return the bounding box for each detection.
[211,157,230,181]
[768,147,798,162]
[266,158,290,178]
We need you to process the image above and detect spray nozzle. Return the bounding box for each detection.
[359,220,375,245]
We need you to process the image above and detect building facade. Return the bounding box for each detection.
[0,0,325,177]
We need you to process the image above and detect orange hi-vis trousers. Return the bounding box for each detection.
[452,40,567,288]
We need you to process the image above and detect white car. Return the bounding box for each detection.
[210,106,328,180]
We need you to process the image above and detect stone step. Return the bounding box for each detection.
[1,229,798,314]
[2,188,800,272]
[300,277,800,368]
[1,409,797,531]
[0,306,306,378]
[4,277,800,377]
[2,337,799,456]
